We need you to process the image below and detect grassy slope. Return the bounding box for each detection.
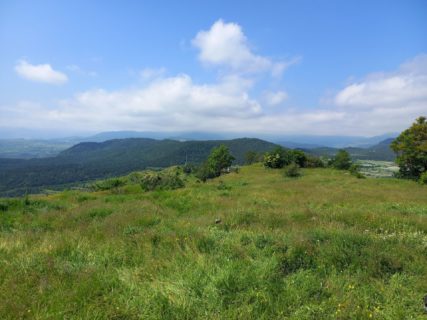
[0,165,426,319]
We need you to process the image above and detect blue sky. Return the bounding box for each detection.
[1,0,426,137]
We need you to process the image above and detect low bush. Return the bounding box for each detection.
[349,163,366,179]
[283,163,301,177]
[140,170,184,191]
[419,171,427,184]
[92,178,126,191]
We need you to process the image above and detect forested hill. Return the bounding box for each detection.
[305,138,396,161]
[0,138,278,196]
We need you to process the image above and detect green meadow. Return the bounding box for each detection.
[0,165,426,319]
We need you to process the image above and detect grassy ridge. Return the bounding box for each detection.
[0,165,426,319]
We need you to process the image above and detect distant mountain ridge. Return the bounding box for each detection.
[0,138,278,196]
[306,138,396,161]
[0,130,397,159]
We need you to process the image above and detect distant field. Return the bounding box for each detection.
[0,165,426,319]
[357,160,400,178]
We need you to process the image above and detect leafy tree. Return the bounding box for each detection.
[196,145,235,181]
[264,147,310,169]
[286,150,307,167]
[263,147,287,168]
[207,145,235,175]
[391,116,427,179]
[332,150,352,170]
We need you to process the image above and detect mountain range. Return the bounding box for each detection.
[0,130,397,159]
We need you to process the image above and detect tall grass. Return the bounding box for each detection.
[0,165,426,319]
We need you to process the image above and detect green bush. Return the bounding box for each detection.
[419,171,427,184]
[283,163,301,177]
[331,149,352,170]
[264,148,309,169]
[305,155,325,168]
[140,171,184,191]
[92,178,126,191]
[349,164,365,179]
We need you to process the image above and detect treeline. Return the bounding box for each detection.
[0,138,278,196]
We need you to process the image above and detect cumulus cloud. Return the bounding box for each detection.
[331,54,427,134]
[1,72,348,135]
[192,20,297,76]
[15,60,68,84]
[335,54,427,108]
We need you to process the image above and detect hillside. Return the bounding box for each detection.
[0,138,278,196]
[306,138,396,161]
[0,165,426,318]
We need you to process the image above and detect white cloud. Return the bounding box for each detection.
[264,90,288,106]
[192,20,297,76]
[1,72,347,135]
[15,60,68,84]
[335,54,427,108]
[330,54,427,134]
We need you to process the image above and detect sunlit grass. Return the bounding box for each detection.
[0,164,426,319]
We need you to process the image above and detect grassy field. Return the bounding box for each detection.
[357,160,400,178]
[0,165,426,319]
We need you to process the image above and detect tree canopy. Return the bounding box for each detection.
[391,116,427,179]
[332,150,352,170]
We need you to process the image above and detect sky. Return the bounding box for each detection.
[0,0,426,138]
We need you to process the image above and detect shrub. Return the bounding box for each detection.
[264,148,310,169]
[349,163,366,179]
[305,155,325,168]
[182,163,195,174]
[140,170,184,191]
[332,149,352,170]
[419,171,427,185]
[92,178,126,191]
[284,163,301,177]
[195,162,217,182]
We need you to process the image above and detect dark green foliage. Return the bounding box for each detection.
[283,163,301,177]
[244,151,262,164]
[305,155,325,168]
[195,162,217,182]
[263,147,288,168]
[286,150,307,167]
[182,163,195,174]
[264,147,309,169]
[391,116,427,179]
[207,144,235,175]
[140,170,184,191]
[331,149,352,170]
[195,145,235,182]
[419,171,427,185]
[0,138,275,196]
[92,178,126,191]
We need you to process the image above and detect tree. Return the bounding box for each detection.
[264,147,310,169]
[332,150,352,170]
[263,147,287,168]
[391,116,427,179]
[196,145,235,181]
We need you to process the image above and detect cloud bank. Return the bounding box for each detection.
[3,21,426,136]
